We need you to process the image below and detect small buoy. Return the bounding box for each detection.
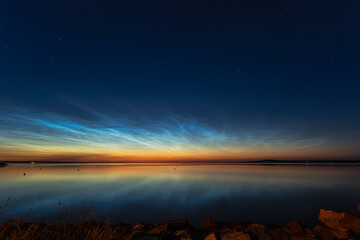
[23,173,26,176]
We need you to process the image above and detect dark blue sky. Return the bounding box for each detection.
[0,0,359,161]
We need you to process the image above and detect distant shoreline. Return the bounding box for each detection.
[0,162,7,167]
[1,159,360,166]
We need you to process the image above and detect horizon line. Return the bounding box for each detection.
[2,159,360,164]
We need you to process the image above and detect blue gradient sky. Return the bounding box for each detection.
[0,0,359,161]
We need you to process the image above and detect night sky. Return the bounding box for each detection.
[0,1,359,162]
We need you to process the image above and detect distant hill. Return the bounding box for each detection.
[243,159,360,165]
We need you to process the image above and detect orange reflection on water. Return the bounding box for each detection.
[1,163,359,188]
[1,163,360,226]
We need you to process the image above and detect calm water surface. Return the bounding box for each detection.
[0,164,359,227]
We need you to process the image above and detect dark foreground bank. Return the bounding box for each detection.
[0,204,359,240]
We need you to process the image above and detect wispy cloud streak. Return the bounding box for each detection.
[0,106,332,161]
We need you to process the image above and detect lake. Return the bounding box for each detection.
[0,163,359,227]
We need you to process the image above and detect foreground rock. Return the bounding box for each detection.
[246,223,265,236]
[202,218,218,232]
[220,232,251,240]
[318,208,360,238]
[1,203,360,239]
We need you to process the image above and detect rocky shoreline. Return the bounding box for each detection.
[1,203,359,239]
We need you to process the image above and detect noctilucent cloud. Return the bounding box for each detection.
[0,1,359,161]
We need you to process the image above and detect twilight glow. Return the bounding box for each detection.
[0,104,358,162]
[0,1,359,162]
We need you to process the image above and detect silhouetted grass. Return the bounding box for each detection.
[0,198,119,240]
[0,220,119,240]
